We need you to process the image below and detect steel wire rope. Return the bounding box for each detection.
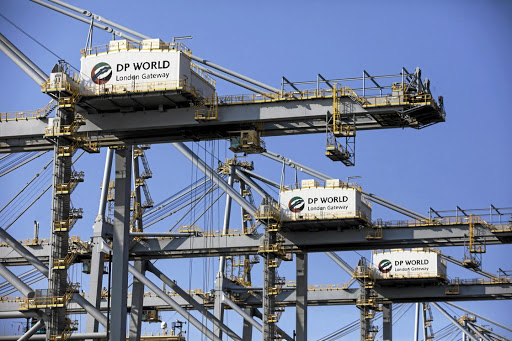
[448,329,461,341]
[435,324,458,340]
[0,154,26,171]
[0,166,51,223]
[0,12,80,72]
[0,151,48,177]
[4,150,86,231]
[143,176,210,220]
[0,268,37,289]
[434,322,457,337]
[0,272,41,295]
[318,305,405,341]
[147,184,220,230]
[0,157,53,214]
[0,165,52,227]
[143,179,215,227]
[335,304,408,341]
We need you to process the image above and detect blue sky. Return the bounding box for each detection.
[0,0,511,339]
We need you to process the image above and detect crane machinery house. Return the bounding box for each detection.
[372,249,448,285]
[278,179,372,230]
[79,39,216,103]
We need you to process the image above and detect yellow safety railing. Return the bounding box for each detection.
[373,216,490,229]
[81,41,192,57]
[281,181,362,192]
[55,171,85,194]
[0,100,57,122]
[81,79,188,96]
[20,283,79,310]
[374,248,443,256]
[41,76,80,94]
[190,62,216,87]
[53,251,78,270]
[281,209,370,223]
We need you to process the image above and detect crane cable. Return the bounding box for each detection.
[0,11,79,71]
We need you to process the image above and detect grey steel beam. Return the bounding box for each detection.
[0,33,48,81]
[296,252,308,341]
[441,253,496,279]
[361,192,428,220]
[71,293,108,327]
[29,0,140,42]
[1,282,509,315]
[0,226,49,276]
[239,169,281,189]
[18,319,44,341]
[173,142,257,215]
[421,303,428,341]
[147,263,242,341]
[414,303,419,341]
[110,146,132,341]
[0,101,418,153]
[0,223,507,266]
[445,302,512,333]
[126,223,505,259]
[0,97,376,153]
[128,260,146,341]
[0,36,46,85]
[234,167,272,199]
[189,55,280,93]
[242,308,254,341]
[46,0,151,40]
[0,263,35,298]
[466,322,492,341]
[261,151,331,181]
[431,302,479,341]
[0,311,39,319]
[195,64,269,95]
[382,304,392,341]
[223,294,263,332]
[97,148,114,220]
[325,252,354,276]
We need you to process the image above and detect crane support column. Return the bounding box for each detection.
[296,252,308,341]
[86,148,113,340]
[129,260,147,341]
[110,146,132,341]
[242,308,254,341]
[0,263,35,298]
[214,166,234,338]
[382,304,392,341]
[129,147,147,341]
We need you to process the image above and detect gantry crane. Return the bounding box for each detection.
[0,1,511,341]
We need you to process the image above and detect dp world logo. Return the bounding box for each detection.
[288,196,305,213]
[378,259,392,273]
[91,62,112,85]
